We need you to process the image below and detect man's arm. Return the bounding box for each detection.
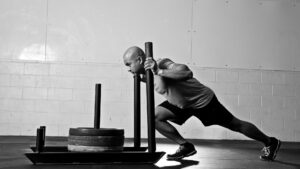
[157,62,193,80]
[144,58,193,81]
[140,74,147,82]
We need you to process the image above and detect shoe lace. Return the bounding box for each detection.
[261,146,270,156]
[175,145,185,153]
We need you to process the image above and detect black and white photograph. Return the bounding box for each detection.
[0,0,300,168]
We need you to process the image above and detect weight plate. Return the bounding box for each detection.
[67,145,124,152]
[68,135,124,146]
[69,128,124,136]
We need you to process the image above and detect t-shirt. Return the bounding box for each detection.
[154,58,215,109]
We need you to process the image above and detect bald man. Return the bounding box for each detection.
[123,46,281,161]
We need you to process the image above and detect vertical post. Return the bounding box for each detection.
[35,128,44,153]
[134,74,141,148]
[40,126,46,148]
[145,42,156,153]
[94,83,101,129]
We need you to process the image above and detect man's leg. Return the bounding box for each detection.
[155,106,187,145]
[220,116,281,161]
[155,106,196,160]
[220,117,271,145]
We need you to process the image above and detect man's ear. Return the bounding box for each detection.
[137,56,143,64]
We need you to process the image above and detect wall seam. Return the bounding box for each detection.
[189,0,194,64]
[44,0,49,62]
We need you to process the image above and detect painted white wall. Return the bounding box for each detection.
[192,0,300,70]
[0,0,300,141]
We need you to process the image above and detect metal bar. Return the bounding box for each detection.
[35,128,40,152]
[94,83,101,129]
[30,146,147,152]
[134,74,141,148]
[25,151,165,164]
[35,128,44,153]
[145,42,156,153]
[40,126,46,148]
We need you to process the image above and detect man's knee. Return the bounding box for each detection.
[155,106,174,122]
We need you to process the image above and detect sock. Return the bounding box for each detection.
[180,142,192,147]
[266,137,276,146]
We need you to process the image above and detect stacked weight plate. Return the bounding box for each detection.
[68,127,124,152]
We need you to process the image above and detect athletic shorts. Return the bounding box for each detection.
[158,95,234,126]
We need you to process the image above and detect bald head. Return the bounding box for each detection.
[123,46,146,74]
[123,46,145,61]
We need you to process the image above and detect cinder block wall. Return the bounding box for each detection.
[0,62,300,141]
[0,0,300,142]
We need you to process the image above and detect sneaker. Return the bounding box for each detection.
[167,143,197,160]
[260,137,281,161]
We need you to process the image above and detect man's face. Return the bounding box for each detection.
[123,56,144,74]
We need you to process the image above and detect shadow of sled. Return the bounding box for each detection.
[158,159,199,169]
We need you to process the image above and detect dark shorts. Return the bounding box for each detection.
[158,95,234,126]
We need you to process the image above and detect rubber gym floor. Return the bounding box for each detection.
[0,136,299,169]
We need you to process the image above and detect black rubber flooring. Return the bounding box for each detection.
[0,136,299,169]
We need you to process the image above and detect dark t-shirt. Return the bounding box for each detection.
[154,58,215,109]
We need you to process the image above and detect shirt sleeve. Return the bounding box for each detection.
[157,58,174,69]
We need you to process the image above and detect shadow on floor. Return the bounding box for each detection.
[274,160,300,169]
[156,159,199,169]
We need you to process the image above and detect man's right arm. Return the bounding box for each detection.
[156,58,193,81]
[140,74,146,83]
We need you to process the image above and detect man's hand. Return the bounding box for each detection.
[144,57,158,75]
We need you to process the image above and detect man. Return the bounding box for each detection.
[123,46,281,161]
